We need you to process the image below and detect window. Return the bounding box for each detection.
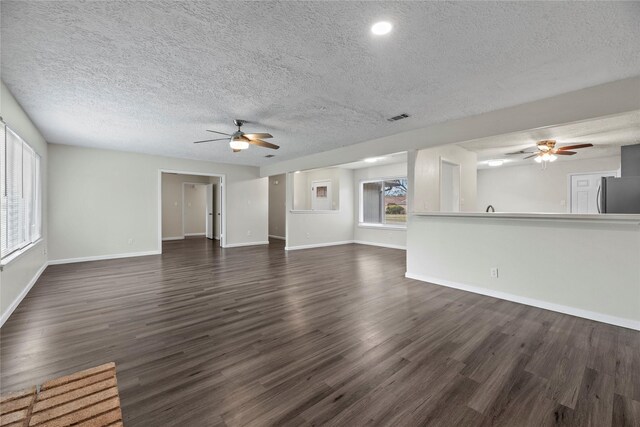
[1,123,42,260]
[360,178,407,226]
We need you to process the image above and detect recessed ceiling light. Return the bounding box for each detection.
[294,170,301,174]
[371,21,392,35]
[364,157,385,163]
[487,159,504,167]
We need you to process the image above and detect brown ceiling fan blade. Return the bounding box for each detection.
[507,150,533,155]
[555,151,576,155]
[248,138,280,150]
[557,143,593,151]
[193,138,228,144]
[206,130,232,136]
[244,133,273,140]
[523,154,539,159]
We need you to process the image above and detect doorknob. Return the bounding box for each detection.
[208,213,213,215]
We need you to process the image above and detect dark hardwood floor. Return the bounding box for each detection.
[1,238,639,426]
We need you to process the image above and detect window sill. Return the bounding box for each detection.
[0,239,43,270]
[358,223,406,230]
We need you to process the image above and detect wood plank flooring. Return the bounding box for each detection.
[1,238,638,426]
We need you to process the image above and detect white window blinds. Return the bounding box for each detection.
[1,123,42,259]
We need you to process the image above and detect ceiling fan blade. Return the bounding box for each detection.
[244,133,273,140]
[232,149,241,153]
[206,130,232,136]
[523,154,539,159]
[555,151,576,155]
[193,138,228,144]
[556,143,593,151]
[248,138,280,150]
[506,148,535,156]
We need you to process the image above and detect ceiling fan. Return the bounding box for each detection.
[507,140,593,163]
[193,119,279,152]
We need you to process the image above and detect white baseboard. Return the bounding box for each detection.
[285,240,355,251]
[1,262,47,328]
[224,241,270,248]
[162,236,184,241]
[269,235,286,240]
[354,240,406,250]
[405,272,640,331]
[48,250,161,265]
[184,233,205,237]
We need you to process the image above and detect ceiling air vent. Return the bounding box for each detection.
[265,154,275,158]
[387,113,410,122]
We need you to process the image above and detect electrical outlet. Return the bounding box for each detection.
[490,267,499,278]
[128,238,134,245]
[247,230,251,236]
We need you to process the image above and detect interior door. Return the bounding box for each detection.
[311,180,332,210]
[205,183,214,239]
[570,172,617,213]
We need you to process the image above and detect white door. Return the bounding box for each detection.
[311,180,332,210]
[205,183,214,239]
[440,160,461,212]
[570,171,617,213]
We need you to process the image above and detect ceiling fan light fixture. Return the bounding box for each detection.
[229,136,249,150]
[371,21,392,35]
[534,156,543,163]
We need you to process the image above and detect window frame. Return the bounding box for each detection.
[1,122,43,266]
[358,176,408,229]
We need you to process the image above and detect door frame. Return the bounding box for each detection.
[567,170,618,213]
[158,169,226,251]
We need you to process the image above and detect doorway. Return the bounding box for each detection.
[440,159,461,212]
[159,170,225,251]
[268,174,286,241]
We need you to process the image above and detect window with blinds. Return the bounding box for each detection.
[1,123,42,260]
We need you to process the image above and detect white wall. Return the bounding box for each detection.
[292,168,341,210]
[48,144,268,262]
[0,81,49,324]
[477,156,621,213]
[286,169,354,249]
[161,173,210,239]
[353,162,408,249]
[268,174,286,239]
[406,214,640,329]
[414,144,477,212]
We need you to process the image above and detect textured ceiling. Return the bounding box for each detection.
[2,1,639,167]
[459,111,640,169]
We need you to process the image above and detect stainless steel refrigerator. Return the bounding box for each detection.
[600,176,640,213]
